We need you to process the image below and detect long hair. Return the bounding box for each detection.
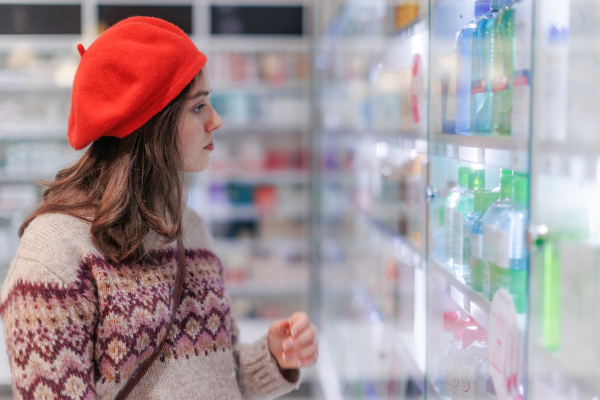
[19,74,200,265]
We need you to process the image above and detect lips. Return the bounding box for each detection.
[204,143,214,150]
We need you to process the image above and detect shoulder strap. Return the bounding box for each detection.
[114,236,186,400]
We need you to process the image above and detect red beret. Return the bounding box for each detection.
[68,17,207,150]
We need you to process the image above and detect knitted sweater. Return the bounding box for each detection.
[0,207,300,400]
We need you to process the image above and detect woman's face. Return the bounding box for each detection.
[179,68,222,173]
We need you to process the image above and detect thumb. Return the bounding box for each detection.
[269,319,290,338]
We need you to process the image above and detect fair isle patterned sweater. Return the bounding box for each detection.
[0,208,300,400]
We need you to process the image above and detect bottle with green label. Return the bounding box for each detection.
[444,167,470,269]
[453,169,485,278]
[470,191,500,292]
[490,177,529,313]
[481,174,516,299]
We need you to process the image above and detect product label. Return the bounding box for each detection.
[470,232,484,291]
[482,260,491,300]
[460,365,476,399]
[451,364,462,400]
[463,236,471,270]
[471,79,487,95]
[511,70,531,138]
[444,206,454,259]
[453,211,464,265]
[492,74,510,92]
[446,51,458,121]
[490,265,528,313]
[445,355,454,396]
[496,229,510,269]
[483,225,502,267]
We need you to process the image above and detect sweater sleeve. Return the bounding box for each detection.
[231,318,300,400]
[0,257,98,400]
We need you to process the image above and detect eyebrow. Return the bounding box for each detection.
[189,89,212,99]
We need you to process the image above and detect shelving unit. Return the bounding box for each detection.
[430,260,490,330]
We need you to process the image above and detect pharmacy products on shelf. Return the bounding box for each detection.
[470,191,499,292]
[460,328,492,399]
[462,190,489,286]
[444,167,470,269]
[509,0,533,138]
[453,169,485,278]
[434,311,461,396]
[444,318,474,400]
[451,325,479,400]
[490,177,529,313]
[482,174,516,299]
[455,0,492,135]
[470,0,505,135]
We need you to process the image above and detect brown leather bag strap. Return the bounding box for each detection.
[114,236,186,400]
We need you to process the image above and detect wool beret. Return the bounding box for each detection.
[68,17,207,150]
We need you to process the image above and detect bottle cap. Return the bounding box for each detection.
[491,0,503,10]
[479,329,489,342]
[474,0,492,18]
[482,191,500,213]
[500,175,515,200]
[473,190,487,212]
[515,177,529,205]
[462,325,479,348]
[443,311,460,331]
[468,168,485,190]
[500,168,513,177]
[458,167,470,187]
[454,317,474,339]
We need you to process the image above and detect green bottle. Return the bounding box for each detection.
[453,169,486,278]
[491,1,516,136]
[470,191,500,292]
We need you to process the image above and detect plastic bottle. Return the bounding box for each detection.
[470,191,500,292]
[452,325,479,400]
[462,190,490,286]
[460,328,489,399]
[490,0,515,136]
[482,175,516,299]
[490,177,529,312]
[473,331,499,400]
[444,318,473,399]
[453,169,485,278]
[492,168,512,193]
[434,311,460,396]
[470,0,506,135]
[444,167,470,269]
[455,0,492,135]
[509,0,533,138]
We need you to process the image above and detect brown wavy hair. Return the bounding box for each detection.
[19,73,200,265]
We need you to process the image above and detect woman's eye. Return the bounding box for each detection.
[194,104,206,113]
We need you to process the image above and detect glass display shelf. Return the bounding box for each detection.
[430,259,490,330]
[431,133,529,171]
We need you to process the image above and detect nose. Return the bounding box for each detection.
[207,106,223,133]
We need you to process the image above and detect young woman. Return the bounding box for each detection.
[0,17,317,400]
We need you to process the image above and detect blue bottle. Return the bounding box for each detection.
[470,0,507,135]
[455,0,492,135]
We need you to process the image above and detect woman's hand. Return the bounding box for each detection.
[267,312,318,369]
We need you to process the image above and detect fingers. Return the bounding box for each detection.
[288,312,311,338]
[269,319,290,338]
[283,339,319,368]
[290,324,317,349]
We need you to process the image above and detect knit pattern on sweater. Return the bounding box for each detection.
[0,208,299,400]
